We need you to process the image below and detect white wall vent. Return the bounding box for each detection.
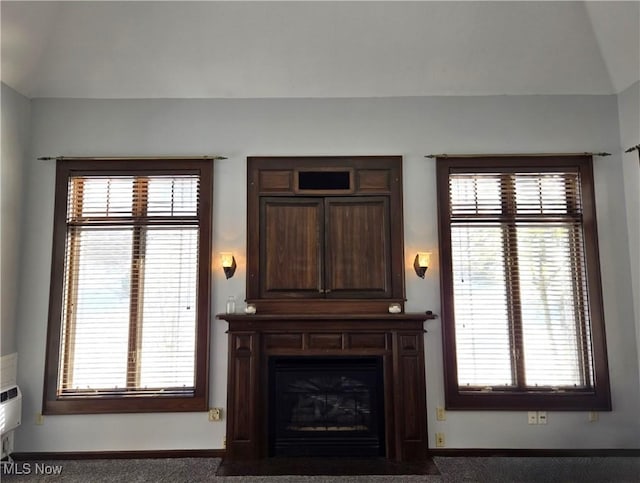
[0,385,22,435]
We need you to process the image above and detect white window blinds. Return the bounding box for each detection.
[59,174,201,396]
[448,170,594,391]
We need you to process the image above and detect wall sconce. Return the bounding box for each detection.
[414,252,431,278]
[221,252,237,279]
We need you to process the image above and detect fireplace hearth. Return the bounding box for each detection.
[269,356,385,457]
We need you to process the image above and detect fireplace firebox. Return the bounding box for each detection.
[268,356,385,457]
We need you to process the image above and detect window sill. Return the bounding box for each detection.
[43,394,207,415]
[446,389,612,411]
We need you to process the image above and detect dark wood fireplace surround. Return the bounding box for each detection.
[217,313,435,461]
[219,156,434,462]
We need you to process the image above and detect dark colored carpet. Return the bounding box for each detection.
[216,456,440,476]
[2,456,640,482]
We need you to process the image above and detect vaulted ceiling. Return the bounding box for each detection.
[2,1,638,99]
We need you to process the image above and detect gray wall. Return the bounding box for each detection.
[1,83,30,356]
[617,81,640,382]
[15,94,640,451]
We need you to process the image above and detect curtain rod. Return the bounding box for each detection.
[37,155,228,161]
[625,144,640,153]
[424,152,611,159]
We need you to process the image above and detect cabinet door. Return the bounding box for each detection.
[260,198,324,298]
[325,197,392,298]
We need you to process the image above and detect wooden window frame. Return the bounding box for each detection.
[43,159,213,414]
[436,156,611,410]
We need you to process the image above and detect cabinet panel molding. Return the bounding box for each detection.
[358,169,391,193]
[307,333,343,349]
[260,197,324,297]
[325,197,391,297]
[259,170,292,192]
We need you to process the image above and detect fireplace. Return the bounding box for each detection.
[268,356,385,457]
[217,313,434,462]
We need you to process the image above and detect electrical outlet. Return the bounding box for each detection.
[208,408,222,421]
[537,411,547,425]
[527,411,538,425]
[588,411,599,422]
[436,406,446,421]
[35,413,44,425]
[435,432,445,447]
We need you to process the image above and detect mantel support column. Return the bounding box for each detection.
[393,330,428,460]
[226,331,261,460]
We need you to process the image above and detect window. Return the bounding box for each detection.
[44,159,212,414]
[437,156,611,410]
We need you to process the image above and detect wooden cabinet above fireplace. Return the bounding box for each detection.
[247,156,405,314]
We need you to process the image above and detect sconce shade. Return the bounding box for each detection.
[221,253,237,279]
[414,252,430,279]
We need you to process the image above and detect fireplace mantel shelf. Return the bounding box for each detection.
[216,312,437,322]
